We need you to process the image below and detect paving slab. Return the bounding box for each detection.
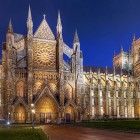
[41,125,140,140]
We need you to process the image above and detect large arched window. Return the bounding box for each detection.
[16,82,24,97]
[65,84,73,99]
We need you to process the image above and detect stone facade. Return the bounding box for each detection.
[0,6,140,123]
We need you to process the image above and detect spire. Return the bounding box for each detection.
[90,67,92,79]
[106,66,108,75]
[7,19,14,34]
[74,30,80,43]
[27,5,33,38]
[27,5,32,21]
[98,68,101,80]
[57,10,62,38]
[57,11,62,26]
[106,66,108,81]
[133,33,136,41]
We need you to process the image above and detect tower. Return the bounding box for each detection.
[56,11,64,118]
[4,20,15,121]
[27,5,33,119]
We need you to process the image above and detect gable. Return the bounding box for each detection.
[34,18,55,40]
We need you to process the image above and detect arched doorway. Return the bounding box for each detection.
[35,95,58,124]
[65,105,75,123]
[14,104,26,123]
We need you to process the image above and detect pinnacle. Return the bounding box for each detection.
[133,33,136,41]
[27,5,32,21]
[7,19,14,34]
[57,10,61,25]
[74,30,79,43]
[106,66,108,71]
[57,10,62,36]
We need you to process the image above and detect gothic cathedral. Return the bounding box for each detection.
[0,6,140,123]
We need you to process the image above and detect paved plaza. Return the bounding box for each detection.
[41,125,140,140]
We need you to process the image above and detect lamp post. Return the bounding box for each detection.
[7,112,11,125]
[31,104,35,129]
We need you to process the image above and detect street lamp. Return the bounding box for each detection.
[31,104,35,129]
[7,112,11,125]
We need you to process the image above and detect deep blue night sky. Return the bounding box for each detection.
[0,0,140,67]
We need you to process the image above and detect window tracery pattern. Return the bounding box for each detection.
[33,43,56,69]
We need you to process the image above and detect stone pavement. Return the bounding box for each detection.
[41,125,140,140]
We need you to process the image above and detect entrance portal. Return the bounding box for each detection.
[35,96,57,123]
[15,104,26,123]
[65,106,75,123]
[66,113,70,123]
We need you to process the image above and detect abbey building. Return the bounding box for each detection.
[0,6,140,123]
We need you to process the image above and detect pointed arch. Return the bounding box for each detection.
[65,100,77,122]
[34,85,59,107]
[16,81,24,97]
[14,101,27,123]
[64,84,73,100]
[34,86,59,123]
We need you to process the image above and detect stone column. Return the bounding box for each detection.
[98,82,101,117]
[90,86,94,119]
[127,83,132,118]
[113,82,117,117]
[120,82,125,118]
[105,83,109,116]
[135,82,139,118]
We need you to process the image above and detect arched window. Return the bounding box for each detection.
[34,82,42,94]
[48,83,57,94]
[16,82,24,97]
[65,84,73,99]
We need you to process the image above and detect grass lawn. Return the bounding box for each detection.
[0,128,48,140]
[75,120,140,132]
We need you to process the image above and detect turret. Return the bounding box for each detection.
[73,30,80,53]
[27,5,33,38]
[72,30,81,74]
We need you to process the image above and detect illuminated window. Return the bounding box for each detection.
[65,84,73,99]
